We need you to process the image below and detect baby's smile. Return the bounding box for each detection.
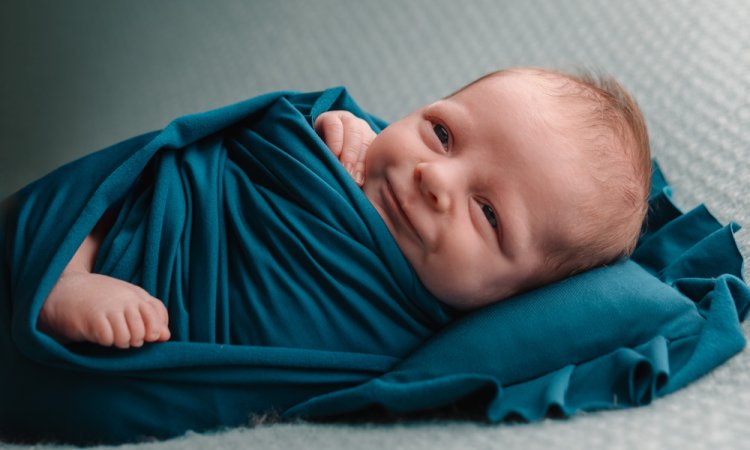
[382,177,422,244]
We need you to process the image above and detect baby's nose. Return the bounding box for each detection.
[414,162,451,212]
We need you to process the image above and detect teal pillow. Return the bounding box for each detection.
[286,161,750,421]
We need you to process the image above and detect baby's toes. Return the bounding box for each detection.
[140,299,170,342]
[88,315,115,347]
[108,312,132,349]
[124,305,146,347]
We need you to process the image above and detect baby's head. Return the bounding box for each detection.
[362,67,651,311]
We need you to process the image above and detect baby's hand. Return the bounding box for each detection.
[314,110,376,186]
[38,271,170,349]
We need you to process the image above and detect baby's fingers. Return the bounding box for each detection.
[339,115,364,182]
[314,112,345,157]
[315,111,374,186]
[351,132,374,186]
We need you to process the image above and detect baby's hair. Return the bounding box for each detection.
[539,67,651,279]
[451,67,652,282]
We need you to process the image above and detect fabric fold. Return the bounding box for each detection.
[0,88,451,444]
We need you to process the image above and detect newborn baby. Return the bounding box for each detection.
[38,67,651,348]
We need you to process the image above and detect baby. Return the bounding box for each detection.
[37,67,651,348]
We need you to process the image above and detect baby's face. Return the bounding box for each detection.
[362,72,594,310]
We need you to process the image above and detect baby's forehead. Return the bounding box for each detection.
[446,72,578,123]
[433,71,608,171]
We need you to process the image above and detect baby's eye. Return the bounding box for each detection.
[433,123,450,150]
[482,204,498,229]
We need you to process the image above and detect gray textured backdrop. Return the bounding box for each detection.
[2,1,749,449]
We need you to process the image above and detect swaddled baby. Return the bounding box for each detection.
[38,67,651,348]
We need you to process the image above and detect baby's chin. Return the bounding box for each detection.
[424,277,521,312]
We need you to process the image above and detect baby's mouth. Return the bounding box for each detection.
[384,178,422,243]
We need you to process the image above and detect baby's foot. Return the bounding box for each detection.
[39,271,170,348]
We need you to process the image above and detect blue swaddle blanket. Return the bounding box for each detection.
[1,88,748,444]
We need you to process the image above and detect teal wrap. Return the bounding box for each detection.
[1,88,747,444]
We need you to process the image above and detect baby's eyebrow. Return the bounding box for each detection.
[423,103,445,120]
[426,99,455,116]
[426,102,465,141]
